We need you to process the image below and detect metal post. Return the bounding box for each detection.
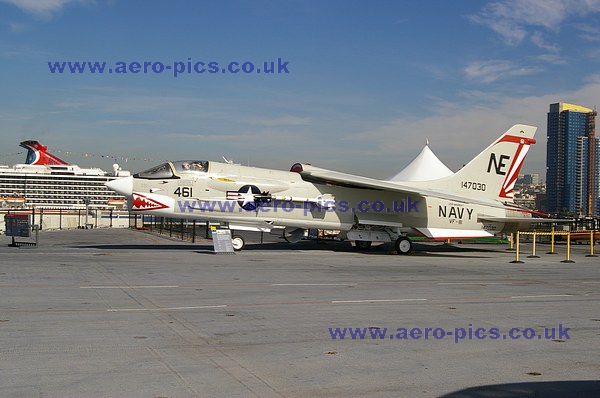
[83,198,90,228]
[547,227,557,254]
[506,233,514,251]
[527,231,540,258]
[181,219,184,240]
[561,232,575,263]
[192,220,196,243]
[586,230,597,257]
[59,209,62,230]
[511,231,524,263]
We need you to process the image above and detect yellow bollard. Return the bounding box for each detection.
[547,227,557,254]
[510,231,524,263]
[527,231,540,258]
[561,231,575,263]
[586,230,597,258]
[506,232,515,251]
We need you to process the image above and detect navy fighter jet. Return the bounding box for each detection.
[107,124,543,253]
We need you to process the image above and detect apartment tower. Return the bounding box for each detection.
[546,102,599,216]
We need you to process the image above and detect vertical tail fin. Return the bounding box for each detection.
[437,124,537,201]
[19,141,69,166]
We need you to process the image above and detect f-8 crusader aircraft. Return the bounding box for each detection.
[107,124,542,253]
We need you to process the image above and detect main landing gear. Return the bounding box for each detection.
[354,236,413,255]
[354,240,372,250]
[394,236,413,255]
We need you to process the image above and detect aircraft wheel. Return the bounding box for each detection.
[394,237,412,255]
[231,235,245,251]
[355,240,372,250]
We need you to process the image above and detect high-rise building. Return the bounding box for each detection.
[546,102,599,216]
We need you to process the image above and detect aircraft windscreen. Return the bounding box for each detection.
[173,160,208,174]
[134,163,176,179]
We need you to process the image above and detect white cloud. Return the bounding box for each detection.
[348,75,600,176]
[0,0,89,18]
[468,12,526,45]
[537,53,568,64]
[530,31,560,52]
[469,0,600,45]
[464,60,542,83]
[575,23,600,41]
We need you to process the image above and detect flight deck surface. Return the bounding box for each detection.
[1,229,598,397]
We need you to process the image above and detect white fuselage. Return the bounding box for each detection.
[120,161,528,240]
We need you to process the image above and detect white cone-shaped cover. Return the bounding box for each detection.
[387,144,454,182]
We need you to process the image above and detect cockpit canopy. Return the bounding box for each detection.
[173,160,209,174]
[134,160,209,179]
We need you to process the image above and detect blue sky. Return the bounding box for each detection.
[1,0,600,179]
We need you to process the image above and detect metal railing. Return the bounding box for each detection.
[1,208,130,232]
[509,229,598,263]
[129,214,213,243]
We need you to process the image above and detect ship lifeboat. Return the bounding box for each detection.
[107,198,126,206]
[5,197,26,205]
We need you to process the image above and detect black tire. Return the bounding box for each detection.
[355,240,372,250]
[394,237,412,255]
[231,235,245,251]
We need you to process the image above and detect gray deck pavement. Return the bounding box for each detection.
[1,229,599,397]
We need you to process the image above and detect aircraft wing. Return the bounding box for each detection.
[478,215,572,224]
[294,164,503,208]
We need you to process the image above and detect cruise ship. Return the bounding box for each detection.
[0,141,130,210]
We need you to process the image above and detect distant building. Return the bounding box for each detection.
[517,173,540,186]
[546,103,599,216]
[530,173,540,186]
[535,192,547,213]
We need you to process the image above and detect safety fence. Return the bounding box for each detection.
[129,215,214,243]
[508,230,598,263]
[1,208,130,233]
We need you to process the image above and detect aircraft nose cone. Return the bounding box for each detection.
[106,176,133,197]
